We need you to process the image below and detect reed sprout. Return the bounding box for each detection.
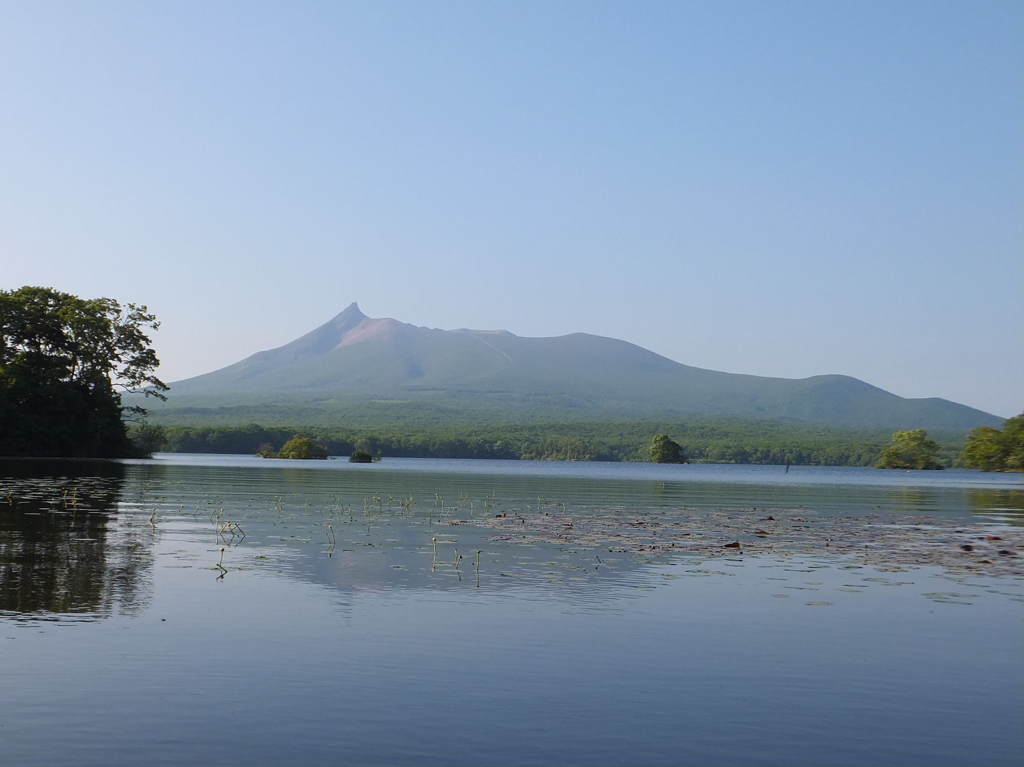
[214,546,228,579]
[325,522,337,557]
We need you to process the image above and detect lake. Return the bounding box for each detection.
[2,454,1022,767]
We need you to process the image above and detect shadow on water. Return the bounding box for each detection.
[0,460,153,620]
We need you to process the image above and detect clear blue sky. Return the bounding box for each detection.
[2,1,1021,417]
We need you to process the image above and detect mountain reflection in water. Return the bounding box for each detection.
[2,457,1021,621]
[0,456,1021,767]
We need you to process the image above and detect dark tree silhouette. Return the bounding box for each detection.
[0,286,167,457]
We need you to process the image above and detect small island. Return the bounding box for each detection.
[257,436,328,460]
[876,429,943,470]
[255,437,382,462]
[649,434,686,464]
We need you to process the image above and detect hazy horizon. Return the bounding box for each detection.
[2,1,1020,417]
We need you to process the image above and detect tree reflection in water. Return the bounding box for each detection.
[0,460,152,619]
[968,487,1024,527]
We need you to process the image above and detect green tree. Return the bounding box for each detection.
[0,286,167,457]
[650,434,685,463]
[961,426,1007,471]
[876,429,943,470]
[128,422,167,457]
[961,414,1024,471]
[1006,415,1024,470]
[256,442,278,458]
[277,435,328,459]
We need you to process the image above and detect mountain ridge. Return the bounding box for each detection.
[153,304,1002,432]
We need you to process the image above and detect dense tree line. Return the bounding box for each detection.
[138,419,970,467]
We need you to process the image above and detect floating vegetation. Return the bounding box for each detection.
[476,505,1024,577]
[2,463,1022,623]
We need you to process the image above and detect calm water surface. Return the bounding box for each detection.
[1,455,1022,767]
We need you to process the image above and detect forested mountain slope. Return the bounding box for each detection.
[151,304,1001,432]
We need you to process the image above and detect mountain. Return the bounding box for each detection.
[151,303,1001,432]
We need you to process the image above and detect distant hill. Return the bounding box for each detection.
[148,303,1002,432]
